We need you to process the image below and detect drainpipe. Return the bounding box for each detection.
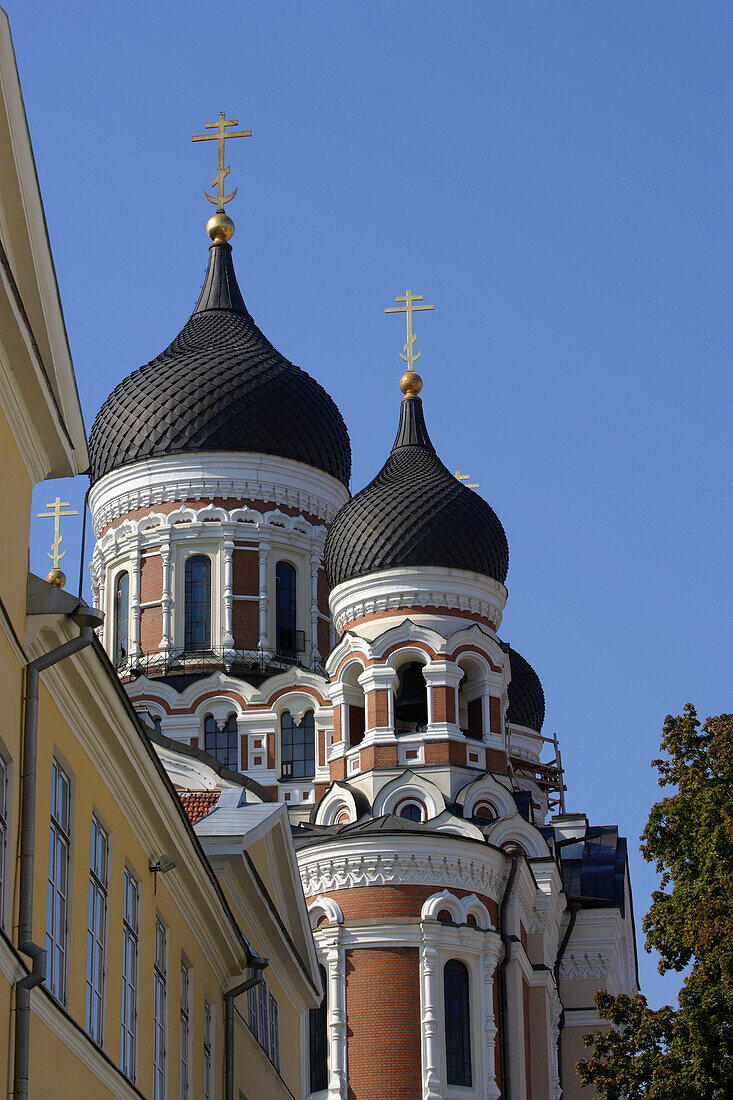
[14,601,103,1100]
[553,899,581,1099]
[497,850,521,1100]
[225,958,268,1100]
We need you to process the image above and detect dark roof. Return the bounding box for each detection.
[324,393,509,588]
[505,646,545,733]
[89,239,351,486]
[559,826,629,914]
[146,726,274,802]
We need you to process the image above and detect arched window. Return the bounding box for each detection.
[203,713,238,770]
[395,662,428,733]
[275,561,297,656]
[185,555,211,650]
[114,571,129,665]
[398,802,423,823]
[444,960,472,1087]
[309,964,328,1093]
[281,711,315,779]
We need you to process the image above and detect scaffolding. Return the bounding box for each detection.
[508,730,566,815]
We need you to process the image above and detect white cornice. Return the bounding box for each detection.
[297,833,509,903]
[328,566,507,636]
[89,451,350,533]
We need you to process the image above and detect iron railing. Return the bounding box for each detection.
[117,646,327,681]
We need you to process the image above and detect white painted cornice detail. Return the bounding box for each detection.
[297,835,508,902]
[328,566,507,636]
[89,451,349,533]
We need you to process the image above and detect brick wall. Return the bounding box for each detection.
[232,600,258,649]
[346,947,422,1100]
[139,606,162,653]
[490,695,502,734]
[306,884,499,926]
[431,686,456,724]
[366,689,390,729]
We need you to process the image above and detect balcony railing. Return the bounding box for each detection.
[117,646,326,681]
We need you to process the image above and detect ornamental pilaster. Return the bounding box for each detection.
[158,537,172,653]
[257,531,270,650]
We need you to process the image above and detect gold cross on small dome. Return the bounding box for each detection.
[454,470,480,489]
[37,495,78,588]
[192,112,251,212]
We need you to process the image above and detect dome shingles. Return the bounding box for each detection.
[88,240,351,486]
[324,392,509,588]
[506,646,545,733]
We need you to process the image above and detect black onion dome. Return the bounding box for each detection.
[506,646,545,732]
[88,239,351,485]
[324,393,509,588]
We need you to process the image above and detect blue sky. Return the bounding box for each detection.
[12,2,732,1009]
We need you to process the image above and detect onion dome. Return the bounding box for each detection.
[88,235,351,485]
[506,646,545,733]
[324,388,509,588]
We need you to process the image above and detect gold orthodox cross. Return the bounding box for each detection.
[192,112,251,211]
[455,470,480,489]
[37,496,79,569]
[385,289,434,372]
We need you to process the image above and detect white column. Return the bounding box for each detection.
[320,927,347,1100]
[481,940,503,1100]
[550,988,563,1100]
[129,539,142,658]
[159,538,172,653]
[96,553,106,646]
[419,924,443,1100]
[257,532,270,650]
[310,544,321,660]
[222,529,235,653]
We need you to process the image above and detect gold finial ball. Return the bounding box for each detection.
[399,370,423,396]
[206,213,235,241]
[46,566,66,589]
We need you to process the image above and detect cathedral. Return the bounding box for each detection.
[84,125,639,1099]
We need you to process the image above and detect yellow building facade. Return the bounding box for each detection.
[0,10,320,1098]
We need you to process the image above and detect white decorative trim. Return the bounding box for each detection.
[298,835,507,901]
[329,566,507,636]
[372,770,446,821]
[308,895,345,928]
[312,926,348,1100]
[89,451,349,533]
[559,951,611,982]
[421,889,493,931]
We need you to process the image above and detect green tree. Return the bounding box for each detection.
[575,705,733,1099]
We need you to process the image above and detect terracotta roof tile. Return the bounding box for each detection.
[178,789,222,824]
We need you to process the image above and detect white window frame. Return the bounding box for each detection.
[153,917,168,1100]
[121,867,139,1082]
[86,813,109,1045]
[203,999,214,1100]
[0,753,9,930]
[46,758,71,1004]
[258,978,269,1055]
[269,993,280,1073]
[180,959,191,1100]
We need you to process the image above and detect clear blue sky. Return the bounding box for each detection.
[12,2,732,1009]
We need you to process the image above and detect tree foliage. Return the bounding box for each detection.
[575,705,733,1099]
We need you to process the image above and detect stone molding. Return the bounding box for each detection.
[299,836,508,902]
[328,566,507,636]
[89,451,349,533]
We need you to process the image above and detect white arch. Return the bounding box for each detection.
[485,812,550,859]
[457,773,517,820]
[421,889,493,931]
[373,770,445,821]
[308,895,344,929]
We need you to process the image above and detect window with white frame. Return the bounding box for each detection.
[258,977,269,1055]
[309,964,328,1093]
[444,959,472,1087]
[114,570,129,665]
[180,961,191,1099]
[203,713,239,770]
[269,993,280,1073]
[203,1000,213,1100]
[0,754,8,930]
[86,814,109,1044]
[153,918,167,1100]
[121,868,139,1081]
[46,759,71,1002]
[280,710,315,779]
